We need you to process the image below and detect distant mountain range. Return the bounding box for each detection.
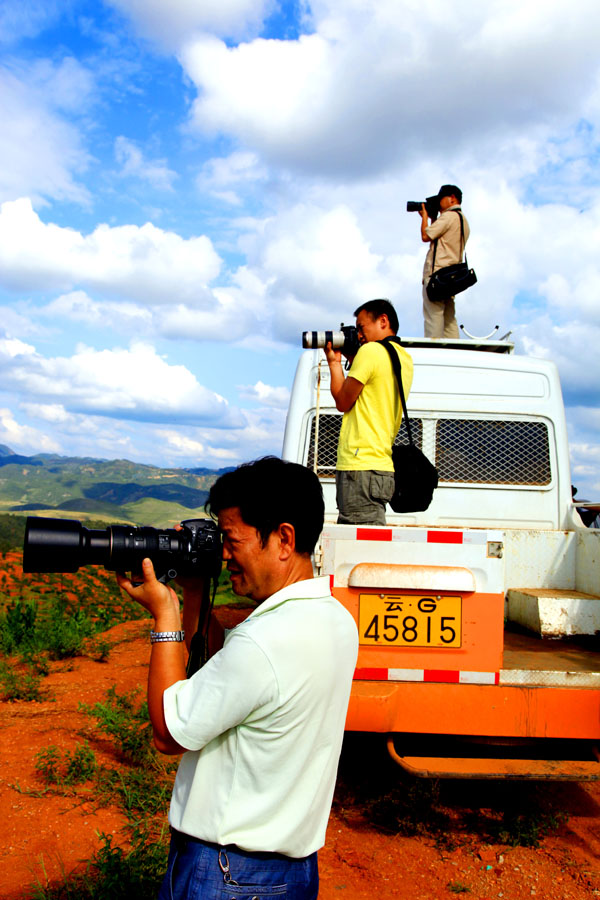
[0,444,234,527]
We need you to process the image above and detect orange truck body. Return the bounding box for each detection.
[278,339,600,779]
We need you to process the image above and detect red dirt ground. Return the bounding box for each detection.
[1,618,600,899]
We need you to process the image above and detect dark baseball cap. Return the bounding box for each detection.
[438,184,462,202]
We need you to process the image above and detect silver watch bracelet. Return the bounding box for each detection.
[150,630,185,643]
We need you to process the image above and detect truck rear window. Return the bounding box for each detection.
[435,419,551,485]
[306,413,551,485]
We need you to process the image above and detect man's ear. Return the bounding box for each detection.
[278,522,296,560]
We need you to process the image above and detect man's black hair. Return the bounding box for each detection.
[353,298,399,334]
[206,456,324,555]
[438,184,462,203]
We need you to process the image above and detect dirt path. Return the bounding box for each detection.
[1,619,600,899]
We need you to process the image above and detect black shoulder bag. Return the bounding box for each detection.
[426,210,477,303]
[379,337,438,513]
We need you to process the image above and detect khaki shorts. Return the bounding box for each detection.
[335,469,395,525]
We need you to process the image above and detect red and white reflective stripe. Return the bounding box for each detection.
[325,525,488,545]
[354,667,499,685]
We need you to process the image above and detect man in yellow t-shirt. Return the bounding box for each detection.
[324,299,414,525]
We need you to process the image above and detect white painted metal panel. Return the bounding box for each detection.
[348,563,476,592]
[503,530,577,590]
[576,530,600,595]
[320,525,505,593]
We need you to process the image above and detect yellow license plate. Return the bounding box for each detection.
[359,594,462,648]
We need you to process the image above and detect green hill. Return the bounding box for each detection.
[0,448,230,527]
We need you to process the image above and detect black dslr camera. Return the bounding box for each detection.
[407,194,440,221]
[301,324,360,360]
[23,516,222,585]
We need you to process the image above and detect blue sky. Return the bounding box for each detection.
[0,0,599,498]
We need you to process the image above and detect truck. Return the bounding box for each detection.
[276,335,600,780]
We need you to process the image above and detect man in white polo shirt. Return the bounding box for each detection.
[117,456,358,900]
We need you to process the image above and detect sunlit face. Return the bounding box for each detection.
[439,194,458,211]
[218,506,280,602]
[355,310,386,344]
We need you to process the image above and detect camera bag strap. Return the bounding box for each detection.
[378,336,439,513]
[378,336,413,443]
[431,209,468,271]
[186,560,222,676]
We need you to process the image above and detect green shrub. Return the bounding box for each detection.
[27,683,173,900]
[28,828,168,900]
[85,636,112,662]
[0,594,96,660]
[81,686,154,765]
[43,600,95,660]
[0,598,37,654]
[65,742,98,784]
[489,806,567,848]
[96,767,171,819]
[0,658,44,701]
[0,515,27,552]
[35,742,97,787]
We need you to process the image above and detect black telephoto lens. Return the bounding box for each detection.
[23,517,110,573]
[23,516,222,583]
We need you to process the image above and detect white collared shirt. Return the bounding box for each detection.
[163,575,358,857]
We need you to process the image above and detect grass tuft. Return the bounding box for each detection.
[80,685,154,765]
[35,742,97,787]
[28,828,169,900]
[0,658,45,701]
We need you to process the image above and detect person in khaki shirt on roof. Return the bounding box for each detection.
[421,184,470,339]
[116,456,358,900]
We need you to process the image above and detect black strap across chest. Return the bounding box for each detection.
[431,209,468,271]
[378,337,413,446]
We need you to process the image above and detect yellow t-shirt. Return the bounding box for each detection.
[337,341,414,471]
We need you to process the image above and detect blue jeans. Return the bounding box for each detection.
[158,831,319,900]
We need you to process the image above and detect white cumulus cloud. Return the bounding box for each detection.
[108,0,274,47]
[0,337,245,428]
[0,65,90,205]
[237,381,290,408]
[0,198,222,305]
[197,151,268,205]
[0,407,61,452]
[115,136,178,191]
[180,0,600,177]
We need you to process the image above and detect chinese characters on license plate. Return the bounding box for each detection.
[358,593,462,648]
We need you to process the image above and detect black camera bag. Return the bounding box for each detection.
[379,338,439,513]
[426,211,477,303]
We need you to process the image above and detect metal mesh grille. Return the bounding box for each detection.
[435,419,551,485]
[307,413,551,485]
[307,413,422,475]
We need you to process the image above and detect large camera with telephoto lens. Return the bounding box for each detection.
[407,194,440,221]
[23,516,222,585]
[302,324,360,360]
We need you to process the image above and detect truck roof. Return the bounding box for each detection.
[398,336,514,354]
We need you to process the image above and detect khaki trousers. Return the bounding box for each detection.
[335,469,395,525]
[422,282,459,339]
